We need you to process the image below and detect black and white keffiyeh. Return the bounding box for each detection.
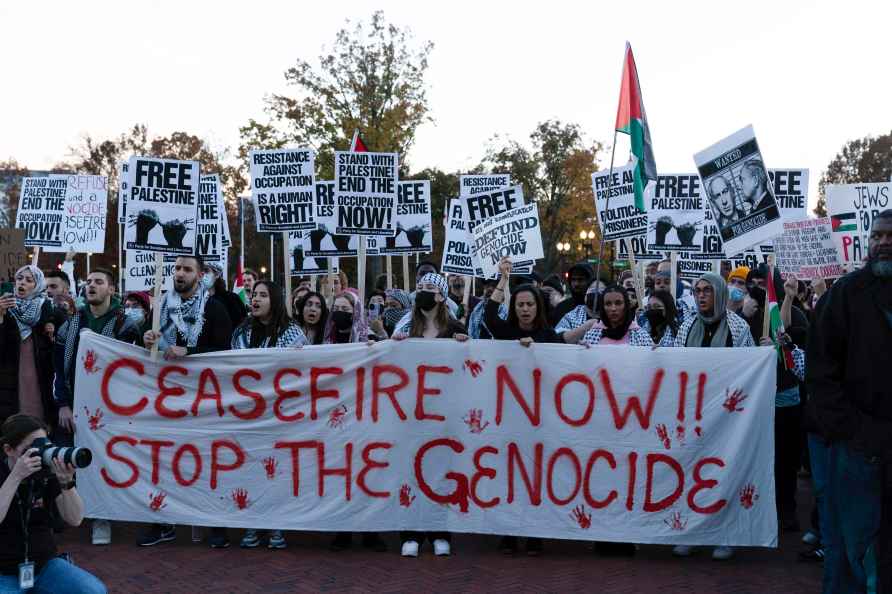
[160,285,210,349]
[10,265,47,341]
[231,321,307,349]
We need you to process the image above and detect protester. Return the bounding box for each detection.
[808,210,892,592]
[242,268,258,300]
[52,294,76,318]
[447,274,478,321]
[672,272,754,560]
[726,266,749,315]
[550,262,593,325]
[291,286,310,313]
[380,288,411,337]
[294,291,328,345]
[52,268,140,546]
[319,270,349,305]
[124,291,152,337]
[555,281,601,337]
[392,272,467,557]
[0,265,56,428]
[653,270,693,322]
[141,255,234,549]
[641,290,680,346]
[579,285,653,347]
[204,262,247,328]
[232,281,304,550]
[540,274,566,324]
[0,414,106,593]
[467,278,501,339]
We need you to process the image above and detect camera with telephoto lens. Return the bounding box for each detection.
[28,437,92,470]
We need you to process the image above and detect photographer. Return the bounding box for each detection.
[0,414,105,593]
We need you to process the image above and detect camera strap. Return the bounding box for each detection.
[16,481,34,564]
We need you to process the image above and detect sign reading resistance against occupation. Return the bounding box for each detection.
[75,332,777,546]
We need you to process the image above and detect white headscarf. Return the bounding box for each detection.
[10,265,47,341]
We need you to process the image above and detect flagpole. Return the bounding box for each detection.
[594,129,620,289]
[239,196,245,281]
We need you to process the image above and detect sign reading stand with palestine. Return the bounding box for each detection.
[334,151,398,236]
[15,176,67,248]
[124,157,200,255]
[197,174,225,261]
[249,148,315,232]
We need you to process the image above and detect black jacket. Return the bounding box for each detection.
[211,290,247,329]
[807,265,892,457]
[0,302,57,426]
[176,298,234,354]
[484,299,562,343]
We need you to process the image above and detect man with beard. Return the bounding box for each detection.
[141,255,233,549]
[52,268,140,546]
[808,210,892,593]
[550,263,594,325]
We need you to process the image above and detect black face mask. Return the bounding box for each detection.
[585,292,597,311]
[645,309,665,328]
[331,311,353,330]
[416,291,437,311]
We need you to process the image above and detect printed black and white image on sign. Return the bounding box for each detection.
[288,231,339,276]
[124,157,200,255]
[380,180,432,254]
[592,163,648,242]
[307,181,358,257]
[645,174,704,252]
[694,125,783,256]
[15,176,66,248]
[334,151,398,236]
[250,148,315,232]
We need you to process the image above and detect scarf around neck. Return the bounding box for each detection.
[10,265,47,341]
[160,284,210,349]
[686,272,730,348]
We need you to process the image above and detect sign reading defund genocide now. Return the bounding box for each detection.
[471,203,544,279]
[250,148,315,232]
[124,157,200,255]
[75,332,778,546]
[334,151,398,236]
[15,176,67,248]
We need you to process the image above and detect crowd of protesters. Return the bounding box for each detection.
[0,209,889,592]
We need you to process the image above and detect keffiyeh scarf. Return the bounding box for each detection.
[160,285,210,349]
[231,321,307,349]
[10,265,47,341]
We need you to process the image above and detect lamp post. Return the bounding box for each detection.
[579,230,596,261]
[556,241,570,268]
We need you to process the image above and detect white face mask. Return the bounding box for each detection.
[201,274,215,290]
[125,307,145,325]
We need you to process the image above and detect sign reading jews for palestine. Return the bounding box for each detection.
[334,151,399,236]
[75,332,778,546]
[124,157,200,255]
[250,148,316,232]
[826,182,890,267]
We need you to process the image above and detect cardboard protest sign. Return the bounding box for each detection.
[646,174,705,252]
[249,148,315,232]
[826,182,890,267]
[124,250,174,292]
[0,228,27,283]
[307,181,358,257]
[459,174,511,196]
[334,151,398,236]
[380,180,432,254]
[287,231,339,276]
[694,126,783,256]
[51,174,108,253]
[462,185,535,275]
[15,176,67,247]
[592,163,647,242]
[441,199,477,275]
[774,217,845,280]
[615,236,664,261]
[197,175,224,261]
[76,332,778,546]
[124,157,200,255]
[471,203,544,279]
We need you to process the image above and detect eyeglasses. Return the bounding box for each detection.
[693,286,714,296]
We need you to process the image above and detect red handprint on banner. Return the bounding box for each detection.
[723,388,748,413]
[664,511,687,531]
[570,505,592,529]
[231,488,250,510]
[675,424,686,445]
[463,359,483,378]
[327,404,348,429]
[263,457,277,480]
[82,349,101,374]
[399,484,416,508]
[148,491,167,511]
[83,407,105,431]
[739,484,759,509]
[462,408,490,434]
[655,423,671,449]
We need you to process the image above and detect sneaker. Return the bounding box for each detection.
[433,539,451,556]
[137,524,176,547]
[240,530,260,549]
[499,536,518,555]
[401,540,419,557]
[267,530,287,550]
[672,545,694,557]
[712,546,735,561]
[329,533,352,552]
[91,520,111,545]
[798,547,825,563]
[362,533,387,552]
[209,528,230,549]
[801,531,820,547]
[526,537,543,556]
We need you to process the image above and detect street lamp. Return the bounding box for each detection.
[579,229,596,259]
[260,266,268,275]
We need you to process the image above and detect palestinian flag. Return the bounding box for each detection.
[234,262,248,304]
[766,266,795,370]
[615,42,657,213]
[350,129,368,153]
[831,211,857,232]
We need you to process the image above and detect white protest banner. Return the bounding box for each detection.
[774,217,845,280]
[75,332,777,546]
[15,176,67,248]
[471,203,544,279]
[334,151,398,236]
[249,148,315,232]
[459,174,511,196]
[307,181,358,257]
[441,199,477,276]
[380,180,432,255]
[124,250,174,292]
[288,231,339,276]
[124,157,200,255]
[197,175,224,261]
[592,163,647,242]
[826,182,890,267]
[694,125,783,256]
[646,174,705,253]
[51,174,108,253]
